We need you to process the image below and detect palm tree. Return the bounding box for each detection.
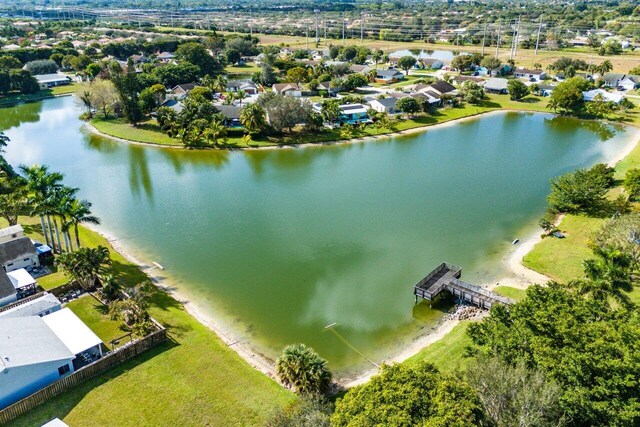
[21,165,64,251]
[203,120,227,147]
[276,344,332,396]
[50,185,78,253]
[572,246,634,309]
[240,103,267,134]
[235,89,247,106]
[63,199,101,249]
[214,75,228,94]
[57,245,112,297]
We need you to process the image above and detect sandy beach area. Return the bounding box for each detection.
[84,122,640,387]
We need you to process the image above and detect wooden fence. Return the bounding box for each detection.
[0,327,167,424]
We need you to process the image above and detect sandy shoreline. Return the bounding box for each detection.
[83,121,640,388]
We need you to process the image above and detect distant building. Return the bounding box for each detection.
[582,89,624,104]
[156,51,176,62]
[375,69,405,84]
[484,78,509,94]
[0,236,39,273]
[272,83,302,97]
[513,68,547,82]
[34,73,71,90]
[215,105,242,127]
[368,97,400,114]
[0,224,24,245]
[226,80,259,95]
[337,104,371,125]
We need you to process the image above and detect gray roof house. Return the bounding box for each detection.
[215,105,242,127]
[0,293,61,319]
[0,271,16,307]
[34,73,71,89]
[368,97,400,114]
[375,69,405,83]
[0,237,39,273]
[484,78,509,94]
[0,225,24,245]
[602,73,626,88]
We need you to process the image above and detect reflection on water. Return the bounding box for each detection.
[0,101,43,131]
[1,96,636,373]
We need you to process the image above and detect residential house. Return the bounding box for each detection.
[368,97,400,114]
[272,83,302,97]
[419,58,444,70]
[0,293,61,319]
[226,80,259,95]
[318,81,339,95]
[169,83,198,100]
[484,78,509,94]
[0,316,75,409]
[582,89,624,104]
[0,237,39,273]
[375,69,405,84]
[489,64,512,77]
[0,225,24,245]
[0,271,16,307]
[337,104,371,125]
[349,64,372,74]
[254,53,266,65]
[538,84,556,97]
[602,73,626,88]
[451,75,486,86]
[157,51,176,63]
[513,68,547,82]
[7,268,37,300]
[616,75,640,91]
[427,81,457,96]
[158,98,184,114]
[34,73,71,90]
[215,105,242,127]
[0,308,103,409]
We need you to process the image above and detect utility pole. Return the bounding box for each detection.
[360,12,364,42]
[513,16,521,58]
[495,20,501,58]
[314,10,319,44]
[342,13,345,45]
[481,23,487,56]
[306,21,309,49]
[534,15,543,56]
[324,21,327,41]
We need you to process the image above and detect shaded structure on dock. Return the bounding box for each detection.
[414,263,514,309]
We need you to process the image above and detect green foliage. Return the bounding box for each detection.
[331,362,485,427]
[109,59,143,125]
[598,39,623,56]
[175,42,223,76]
[480,56,501,70]
[152,63,200,87]
[397,55,417,74]
[538,212,557,234]
[547,164,614,214]
[57,245,112,291]
[585,94,615,118]
[468,283,640,425]
[286,66,309,84]
[0,55,22,71]
[395,96,421,116]
[265,396,332,427]
[276,344,332,396]
[623,168,640,200]
[225,48,241,65]
[465,356,566,427]
[24,59,58,74]
[240,103,267,134]
[342,73,368,91]
[451,54,476,72]
[459,81,484,104]
[507,79,528,101]
[548,77,590,114]
[9,69,40,94]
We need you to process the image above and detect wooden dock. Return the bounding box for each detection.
[414,262,514,309]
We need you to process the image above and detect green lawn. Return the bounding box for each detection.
[404,321,474,373]
[6,217,293,426]
[225,62,261,76]
[66,296,127,350]
[523,215,605,283]
[493,286,527,302]
[0,83,80,106]
[90,117,181,146]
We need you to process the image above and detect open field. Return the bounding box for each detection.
[66,296,126,351]
[218,31,640,74]
[4,216,293,427]
[493,286,527,302]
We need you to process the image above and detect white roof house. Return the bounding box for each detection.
[7,268,36,291]
[42,419,70,427]
[0,293,61,319]
[0,224,24,245]
[484,78,509,94]
[34,73,71,88]
[582,89,625,104]
[42,308,103,356]
[0,316,75,409]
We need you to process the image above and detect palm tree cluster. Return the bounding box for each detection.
[0,149,100,254]
[276,343,332,396]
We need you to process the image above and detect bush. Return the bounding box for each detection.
[623,168,640,200]
[276,344,332,396]
[507,79,528,101]
[24,59,58,75]
[547,164,613,214]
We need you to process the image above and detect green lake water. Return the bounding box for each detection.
[2,96,635,376]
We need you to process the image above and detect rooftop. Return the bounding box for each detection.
[0,237,36,266]
[0,271,15,300]
[33,73,70,84]
[0,293,61,319]
[0,224,23,239]
[42,308,103,355]
[7,268,36,290]
[0,316,74,370]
